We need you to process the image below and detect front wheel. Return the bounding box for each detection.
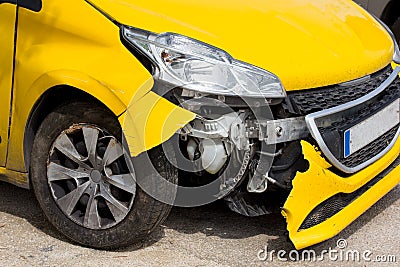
[30,102,177,249]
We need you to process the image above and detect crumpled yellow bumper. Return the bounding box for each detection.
[283,139,400,250]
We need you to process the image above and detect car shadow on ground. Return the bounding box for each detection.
[158,185,400,255]
[0,181,399,255]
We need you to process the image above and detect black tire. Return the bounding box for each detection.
[30,102,177,249]
[392,17,400,45]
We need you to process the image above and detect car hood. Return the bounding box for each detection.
[88,0,394,91]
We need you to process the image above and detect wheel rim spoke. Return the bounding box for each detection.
[100,183,129,214]
[102,138,124,167]
[57,181,90,215]
[83,186,101,229]
[106,174,136,194]
[47,162,89,182]
[82,127,99,167]
[54,133,91,169]
[106,200,127,222]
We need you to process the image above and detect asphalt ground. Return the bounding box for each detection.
[0,181,399,266]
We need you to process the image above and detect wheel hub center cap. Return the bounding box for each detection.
[90,170,102,183]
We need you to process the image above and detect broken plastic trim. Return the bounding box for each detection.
[283,138,400,250]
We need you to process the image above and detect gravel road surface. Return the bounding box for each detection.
[0,181,399,266]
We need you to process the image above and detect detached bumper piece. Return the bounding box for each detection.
[283,65,400,249]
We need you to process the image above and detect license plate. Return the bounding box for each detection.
[344,99,400,158]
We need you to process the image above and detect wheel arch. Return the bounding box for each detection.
[23,85,121,180]
[24,85,118,171]
[10,68,194,188]
[8,68,130,181]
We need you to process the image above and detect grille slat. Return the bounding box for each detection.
[288,65,393,115]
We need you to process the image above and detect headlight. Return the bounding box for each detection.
[374,17,400,64]
[122,26,286,98]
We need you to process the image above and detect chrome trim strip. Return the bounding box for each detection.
[338,75,370,87]
[305,66,400,174]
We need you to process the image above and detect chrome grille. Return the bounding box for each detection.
[304,66,400,173]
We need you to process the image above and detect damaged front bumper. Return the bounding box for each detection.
[284,139,400,250]
[283,64,400,249]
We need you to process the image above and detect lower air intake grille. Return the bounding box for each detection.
[299,155,400,230]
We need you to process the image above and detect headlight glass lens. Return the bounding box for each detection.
[122,26,286,98]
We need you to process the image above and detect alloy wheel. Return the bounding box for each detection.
[47,124,136,229]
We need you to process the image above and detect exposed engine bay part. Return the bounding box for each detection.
[179,110,255,198]
[256,117,309,144]
[224,189,287,217]
[246,143,274,193]
[182,111,250,150]
[174,89,311,216]
[217,147,253,198]
[178,108,310,216]
[225,191,276,217]
[177,100,310,192]
[247,172,268,193]
[199,139,229,174]
[226,141,309,216]
[245,141,304,193]
[183,112,309,148]
[180,111,250,180]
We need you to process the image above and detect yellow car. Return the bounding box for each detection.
[0,0,399,249]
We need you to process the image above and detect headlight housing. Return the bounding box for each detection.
[122,26,286,98]
[374,17,400,64]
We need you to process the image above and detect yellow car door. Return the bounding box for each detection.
[0,2,17,166]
